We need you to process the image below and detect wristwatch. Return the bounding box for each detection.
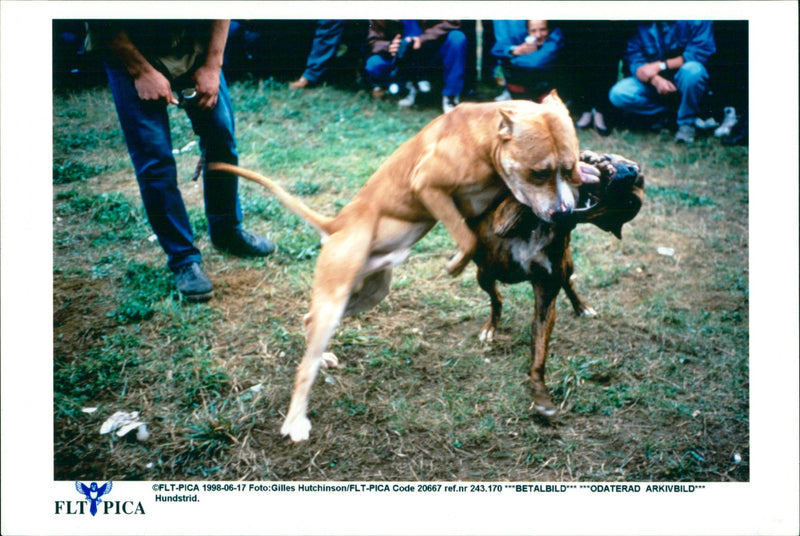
[659,61,668,71]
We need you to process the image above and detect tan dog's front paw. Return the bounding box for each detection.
[321,352,339,368]
[281,415,312,442]
[445,251,472,276]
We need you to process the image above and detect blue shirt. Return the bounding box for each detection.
[625,21,716,76]
[491,20,564,70]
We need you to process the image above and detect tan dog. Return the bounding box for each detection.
[210,91,582,441]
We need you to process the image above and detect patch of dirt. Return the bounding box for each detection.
[54,276,118,358]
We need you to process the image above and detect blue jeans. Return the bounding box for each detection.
[302,20,346,84]
[365,30,466,97]
[608,61,710,126]
[106,64,242,271]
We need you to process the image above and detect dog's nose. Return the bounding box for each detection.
[615,163,639,182]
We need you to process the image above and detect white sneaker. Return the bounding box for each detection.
[398,82,417,107]
[442,95,459,113]
[714,107,738,137]
[695,116,719,129]
[494,88,512,102]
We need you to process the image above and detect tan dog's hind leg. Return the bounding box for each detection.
[281,228,374,442]
[281,300,345,441]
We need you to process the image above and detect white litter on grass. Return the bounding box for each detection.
[82,407,98,414]
[148,234,158,243]
[657,247,675,257]
[250,383,265,393]
[172,141,197,155]
[100,411,149,441]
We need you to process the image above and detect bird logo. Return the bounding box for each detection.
[75,481,113,516]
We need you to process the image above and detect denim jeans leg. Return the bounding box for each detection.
[302,20,346,84]
[673,61,709,126]
[608,76,667,117]
[105,64,201,272]
[365,54,393,88]
[438,30,466,97]
[184,71,242,238]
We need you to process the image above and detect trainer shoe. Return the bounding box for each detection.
[714,106,738,137]
[211,228,276,257]
[398,82,417,107]
[174,262,214,303]
[494,88,512,102]
[442,95,459,114]
[674,124,696,144]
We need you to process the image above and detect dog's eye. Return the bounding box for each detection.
[530,170,552,182]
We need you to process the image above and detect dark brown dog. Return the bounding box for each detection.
[470,150,645,416]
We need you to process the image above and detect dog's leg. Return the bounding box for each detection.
[415,185,478,276]
[410,160,479,276]
[560,245,597,317]
[476,266,503,342]
[281,228,374,442]
[562,277,597,318]
[343,269,392,318]
[530,280,560,417]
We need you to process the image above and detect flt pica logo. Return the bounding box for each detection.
[55,481,145,516]
[76,481,112,516]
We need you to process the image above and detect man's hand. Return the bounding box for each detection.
[512,41,538,56]
[578,162,601,185]
[192,65,221,110]
[389,34,421,56]
[636,61,663,83]
[650,75,677,95]
[388,34,402,56]
[133,68,178,105]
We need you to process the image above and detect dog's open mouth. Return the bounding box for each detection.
[570,152,645,238]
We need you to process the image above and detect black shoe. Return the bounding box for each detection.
[649,113,671,132]
[211,228,276,258]
[174,262,214,303]
[721,121,748,146]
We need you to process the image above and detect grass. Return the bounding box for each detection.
[53,76,748,482]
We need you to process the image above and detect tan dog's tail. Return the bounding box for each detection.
[208,162,334,237]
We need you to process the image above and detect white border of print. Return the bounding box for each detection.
[2,2,798,535]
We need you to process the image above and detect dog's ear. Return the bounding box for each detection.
[498,107,515,140]
[491,197,526,237]
[541,90,568,112]
[541,89,560,104]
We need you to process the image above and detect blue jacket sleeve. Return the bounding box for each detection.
[491,20,527,59]
[625,25,654,76]
[681,21,716,65]
[626,21,716,76]
[511,27,564,69]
